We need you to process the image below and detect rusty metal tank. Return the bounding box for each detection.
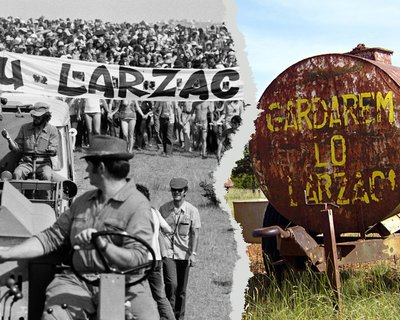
[250,47,400,234]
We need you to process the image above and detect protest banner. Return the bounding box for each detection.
[0,51,243,101]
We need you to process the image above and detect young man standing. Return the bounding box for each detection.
[159,178,201,320]
[136,183,175,320]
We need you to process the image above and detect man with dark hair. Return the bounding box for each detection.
[0,135,158,320]
[159,177,201,320]
[1,102,59,180]
[136,183,175,320]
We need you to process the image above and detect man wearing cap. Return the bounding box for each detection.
[1,102,58,180]
[0,135,158,320]
[159,177,201,320]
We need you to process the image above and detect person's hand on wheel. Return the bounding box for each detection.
[74,228,100,250]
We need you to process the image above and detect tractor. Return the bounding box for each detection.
[0,93,155,319]
[0,93,77,319]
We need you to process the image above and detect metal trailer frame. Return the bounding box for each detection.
[253,204,400,311]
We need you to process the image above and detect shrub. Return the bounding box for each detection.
[231,144,259,190]
[199,180,220,205]
[231,173,259,189]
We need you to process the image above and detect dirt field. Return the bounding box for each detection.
[73,147,239,320]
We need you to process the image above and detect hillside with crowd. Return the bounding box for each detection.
[0,16,244,160]
[0,16,238,68]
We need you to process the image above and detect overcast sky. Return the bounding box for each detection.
[1,0,226,23]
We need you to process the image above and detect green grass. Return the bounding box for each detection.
[225,188,400,320]
[225,187,266,212]
[74,148,237,320]
[244,262,400,320]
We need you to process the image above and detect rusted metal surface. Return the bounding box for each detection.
[283,226,321,259]
[346,44,393,65]
[250,53,400,234]
[253,225,325,268]
[254,226,400,270]
[279,226,324,270]
[336,234,400,265]
[321,208,342,310]
[253,226,291,239]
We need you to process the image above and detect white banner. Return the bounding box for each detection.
[0,51,243,101]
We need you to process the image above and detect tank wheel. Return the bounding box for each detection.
[261,203,290,279]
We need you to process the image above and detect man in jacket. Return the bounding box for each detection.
[0,135,158,320]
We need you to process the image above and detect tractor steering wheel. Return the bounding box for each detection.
[20,150,55,157]
[70,230,156,288]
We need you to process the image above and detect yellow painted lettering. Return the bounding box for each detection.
[329,96,342,127]
[266,102,283,132]
[370,170,385,202]
[296,98,312,130]
[284,100,299,131]
[317,173,332,202]
[305,175,319,204]
[330,135,346,166]
[342,93,359,126]
[334,172,349,205]
[359,92,374,124]
[388,169,396,190]
[314,143,329,167]
[352,171,370,204]
[287,176,298,206]
[311,97,328,129]
[376,91,394,123]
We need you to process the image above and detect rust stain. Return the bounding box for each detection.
[250,54,400,234]
[382,236,400,256]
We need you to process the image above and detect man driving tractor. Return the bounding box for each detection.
[1,102,59,180]
[0,135,159,320]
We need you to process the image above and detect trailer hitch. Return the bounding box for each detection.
[253,226,292,239]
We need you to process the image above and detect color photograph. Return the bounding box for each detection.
[232,1,400,319]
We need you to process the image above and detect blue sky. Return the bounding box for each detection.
[235,0,400,99]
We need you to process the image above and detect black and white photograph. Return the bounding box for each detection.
[0,1,255,319]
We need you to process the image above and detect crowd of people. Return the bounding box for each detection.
[0,16,244,319]
[68,98,244,160]
[0,16,239,69]
[0,15,244,160]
